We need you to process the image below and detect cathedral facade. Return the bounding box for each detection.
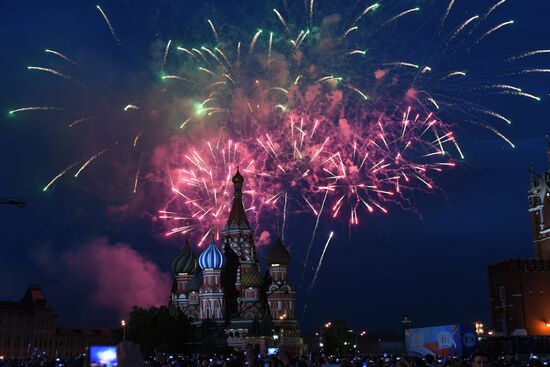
[169,170,303,355]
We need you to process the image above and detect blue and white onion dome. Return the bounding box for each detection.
[198,240,225,270]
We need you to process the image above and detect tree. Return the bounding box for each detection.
[126,306,195,355]
[324,320,354,356]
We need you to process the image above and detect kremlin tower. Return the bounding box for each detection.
[528,137,550,260]
[488,138,550,336]
[169,169,303,355]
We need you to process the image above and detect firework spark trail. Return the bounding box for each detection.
[282,192,288,242]
[473,20,514,47]
[485,0,508,18]
[96,5,120,44]
[207,19,219,42]
[43,162,79,191]
[44,49,78,65]
[124,104,140,111]
[441,71,467,80]
[248,30,262,55]
[478,109,512,125]
[480,84,522,92]
[298,190,328,293]
[471,121,515,148]
[133,155,142,194]
[27,66,71,80]
[133,131,144,147]
[384,62,419,69]
[68,116,96,127]
[515,69,550,75]
[8,106,62,114]
[273,8,291,36]
[507,50,550,62]
[161,75,188,81]
[177,47,196,59]
[267,32,273,67]
[441,0,456,25]
[352,3,380,26]
[309,0,314,25]
[449,15,480,41]
[162,40,172,70]
[381,8,420,29]
[74,148,110,178]
[499,91,541,101]
[302,231,334,317]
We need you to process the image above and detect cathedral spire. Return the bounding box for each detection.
[225,167,250,230]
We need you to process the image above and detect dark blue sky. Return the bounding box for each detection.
[1,0,550,334]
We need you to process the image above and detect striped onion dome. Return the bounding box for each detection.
[241,264,263,288]
[198,240,225,270]
[171,239,198,275]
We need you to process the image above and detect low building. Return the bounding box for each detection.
[0,284,56,358]
[0,284,115,359]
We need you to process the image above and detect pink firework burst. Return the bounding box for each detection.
[160,138,261,246]
[315,107,459,225]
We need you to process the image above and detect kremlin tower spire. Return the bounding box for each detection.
[225,167,250,231]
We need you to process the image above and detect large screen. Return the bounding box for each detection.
[405,324,477,357]
[89,346,118,367]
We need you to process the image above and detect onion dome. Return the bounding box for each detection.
[241,264,263,288]
[232,168,244,185]
[267,237,290,265]
[198,240,225,270]
[171,239,198,275]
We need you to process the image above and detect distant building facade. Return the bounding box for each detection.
[488,140,550,336]
[0,284,115,359]
[169,170,303,356]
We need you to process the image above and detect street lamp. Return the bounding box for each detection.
[121,320,126,340]
[475,321,485,336]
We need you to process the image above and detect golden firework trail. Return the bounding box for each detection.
[485,0,508,18]
[352,3,380,26]
[442,0,456,25]
[27,66,71,80]
[43,162,79,192]
[474,20,514,46]
[162,40,172,69]
[96,5,120,44]
[207,19,219,42]
[273,8,291,36]
[133,156,142,194]
[507,50,550,62]
[44,49,78,65]
[74,148,109,177]
[9,106,62,114]
[124,104,140,111]
[248,29,262,55]
[68,116,96,128]
[449,15,479,41]
[382,7,420,29]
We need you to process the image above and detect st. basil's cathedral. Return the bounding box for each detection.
[169,169,303,355]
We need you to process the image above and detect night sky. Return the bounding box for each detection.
[1,0,550,334]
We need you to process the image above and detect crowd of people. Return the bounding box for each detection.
[0,344,545,367]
